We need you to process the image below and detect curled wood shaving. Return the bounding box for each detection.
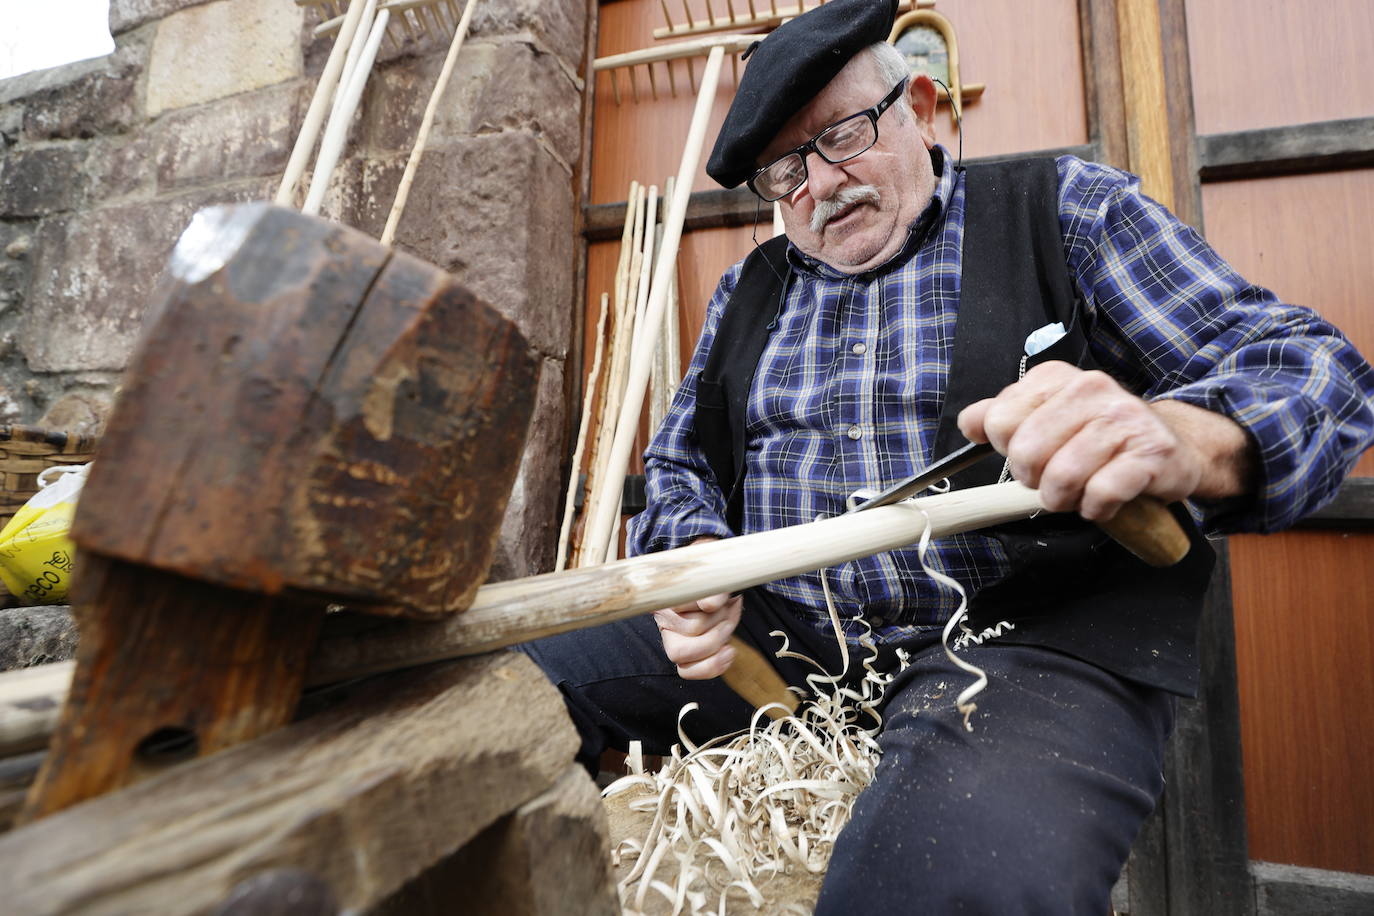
[606,507,1002,912]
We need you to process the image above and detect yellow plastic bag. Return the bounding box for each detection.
[0,464,89,605]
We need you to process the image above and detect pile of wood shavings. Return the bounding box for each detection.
[605,510,996,913]
[603,632,906,915]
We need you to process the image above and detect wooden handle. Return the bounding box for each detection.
[1097,494,1191,567]
[721,636,799,721]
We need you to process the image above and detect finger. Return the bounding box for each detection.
[1031,418,1130,512]
[660,614,738,667]
[956,397,994,443]
[675,642,737,680]
[655,593,741,637]
[958,363,1079,450]
[1079,456,1157,521]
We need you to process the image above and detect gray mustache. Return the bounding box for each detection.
[810,185,881,233]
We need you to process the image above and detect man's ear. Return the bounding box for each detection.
[908,74,939,148]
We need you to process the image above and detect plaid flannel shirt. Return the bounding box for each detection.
[626,150,1374,643]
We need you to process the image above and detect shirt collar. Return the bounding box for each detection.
[785,145,956,281]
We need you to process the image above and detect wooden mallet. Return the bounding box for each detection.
[20,204,539,822]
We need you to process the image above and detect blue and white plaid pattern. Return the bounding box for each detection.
[627,151,1374,643]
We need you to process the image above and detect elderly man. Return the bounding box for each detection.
[525,0,1374,909]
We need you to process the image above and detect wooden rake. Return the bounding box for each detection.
[653,0,934,40]
[279,0,479,236]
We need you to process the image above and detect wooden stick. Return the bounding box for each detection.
[379,0,479,246]
[574,185,643,568]
[653,0,930,39]
[580,187,646,565]
[13,482,1201,755]
[303,9,391,215]
[328,0,378,126]
[592,33,758,73]
[313,482,1051,682]
[581,44,727,562]
[631,185,660,353]
[555,292,610,572]
[275,0,368,206]
[311,0,456,37]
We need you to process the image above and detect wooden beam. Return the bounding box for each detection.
[1295,477,1374,529]
[1199,117,1374,181]
[1251,862,1374,915]
[582,145,1101,240]
[1115,0,1176,209]
[1078,0,1129,169]
[0,654,584,915]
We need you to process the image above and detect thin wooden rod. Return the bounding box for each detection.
[556,292,610,572]
[315,482,1050,681]
[322,0,377,137]
[313,0,455,37]
[592,33,757,73]
[303,8,390,215]
[276,0,368,206]
[580,45,727,559]
[380,0,479,246]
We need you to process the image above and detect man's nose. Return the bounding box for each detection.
[804,153,848,200]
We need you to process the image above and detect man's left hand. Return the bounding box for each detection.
[957,361,1255,521]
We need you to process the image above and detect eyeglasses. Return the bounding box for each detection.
[747,77,909,202]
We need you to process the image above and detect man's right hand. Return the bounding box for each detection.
[653,536,742,679]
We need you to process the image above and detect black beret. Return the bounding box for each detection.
[706,0,899,189]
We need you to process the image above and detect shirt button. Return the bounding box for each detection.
[851,342,868,355]
[846,425,862,440]
[870,616,886,628]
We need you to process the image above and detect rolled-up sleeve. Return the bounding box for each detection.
[1058,156,1374,533]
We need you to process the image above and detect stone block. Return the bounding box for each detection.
[374,765,618,916]
[19,179,275,372]
[471,0,587,74]
[0,105,21,147]
[0,224,34,317]
[489,357,565,581]
[381,133,576,358]
[37,390,113,438]
[366,41,582,169]
[110,0,217,35]
[0,606,78,671]
[149,81,303,190]
[145,0,303,116]
[86,134,157,202]
[20,38,144,141]
[0,147,89,218]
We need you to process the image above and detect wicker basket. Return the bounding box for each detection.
[0,424,99,529]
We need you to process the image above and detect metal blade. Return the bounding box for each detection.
[847,441,996,513]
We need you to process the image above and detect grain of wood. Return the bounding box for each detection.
[0,654,583,915]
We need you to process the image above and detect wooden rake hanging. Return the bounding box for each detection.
[278,0,478,228]
[653,0,934,40]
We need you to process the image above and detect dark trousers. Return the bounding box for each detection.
[519,589,1174,914]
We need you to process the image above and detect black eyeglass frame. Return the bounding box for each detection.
[747,77,911,202]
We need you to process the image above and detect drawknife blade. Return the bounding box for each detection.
[847,440,997,513]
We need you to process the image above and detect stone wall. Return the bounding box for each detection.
[0,0,587,579]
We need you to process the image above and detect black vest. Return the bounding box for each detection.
[691,158,1214,696]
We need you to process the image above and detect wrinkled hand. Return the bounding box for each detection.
[653,537,742,679]
[956,361,1248,522]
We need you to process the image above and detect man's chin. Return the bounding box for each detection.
[820,224,899,272]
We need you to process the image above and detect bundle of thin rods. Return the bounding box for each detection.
[558,179,683,571]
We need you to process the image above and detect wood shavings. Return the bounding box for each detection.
[605,506,995,912]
